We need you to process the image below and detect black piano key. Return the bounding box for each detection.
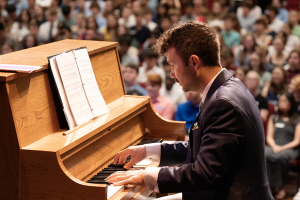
[93,175,110,179]
[108,163,125,167]
[102,167,127,171]
[97,171,115,175]
[88,179,110,185]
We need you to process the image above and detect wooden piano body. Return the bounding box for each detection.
[0,40,185,200]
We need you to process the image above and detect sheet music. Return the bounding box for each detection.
[73,48,109,117]
[49,57,76,129]
[55,52,94,126]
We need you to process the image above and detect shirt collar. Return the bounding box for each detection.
[201,68,224,104]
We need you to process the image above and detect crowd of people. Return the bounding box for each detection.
[1,0,300,199]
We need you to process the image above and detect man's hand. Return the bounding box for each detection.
[114,145,146,169]
[106,170,145,186]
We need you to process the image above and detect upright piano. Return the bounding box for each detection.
[0,40,185,200]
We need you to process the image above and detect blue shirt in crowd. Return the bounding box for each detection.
[125,83,147,96]
[175,101,200,131]
[221,30,240,49]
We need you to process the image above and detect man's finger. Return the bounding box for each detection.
[106,171,127,180]
[124,159,135,169]
[107,175,133,183]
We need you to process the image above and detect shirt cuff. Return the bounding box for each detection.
[144,143,161,163]
[142,167,160,193]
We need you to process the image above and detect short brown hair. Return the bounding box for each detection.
[154,21,220,67]
[147,74,162,85]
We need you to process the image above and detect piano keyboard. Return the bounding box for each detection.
[87,139,163,185]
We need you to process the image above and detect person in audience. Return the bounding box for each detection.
[38,7,59,44]
[118,6,135,29]
[28,19,39,40]
[33,4,46,26]
[123,64,147,96]
[143,8,157,32]
[12,0,29,17]
[285,50,300,83]
[10,9,30,42]
[248,52,272,91]
[168,8,180,25]
[207,1,224,29]
[118,34,139,67]
[221,14,240,49]
[266,5,284,33]
[61,5,76,28]
[21,33,37,49]
[235,66,249,85]
[146,73,174,120]
[137,48,165,85]
[130,10,150,49]
[236,0,262,21]
[288,75,300,107]
[265,92,300,199]
[103,0,115,19]
[0,0,7,18]
[267,36,288,68]
[71,12,85,39]
[1,41,14,54]
[180,3,195,22]
[254,19,272,47]
[220,50,237,75]
[160,17,171,32]
[234,34,257,67]
[175,91,201,135]
[50,0,63,22]
[5,4,17,32]
[289,10,300,39]
[90,1,106,32]
[160,75,186,110]
[282,22,300,56]
[245,71,269,123]
[237,2,256,33]
[262,66,288,107]
[271,0,288,23]
[101,14,118,42]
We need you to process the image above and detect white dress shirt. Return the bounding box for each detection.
[142,68,224,191]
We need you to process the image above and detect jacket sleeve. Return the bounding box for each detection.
[159,141,189,166]
[157,99,245,193]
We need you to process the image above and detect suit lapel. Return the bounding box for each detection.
[188,69,233,162]
[199,69,233,114]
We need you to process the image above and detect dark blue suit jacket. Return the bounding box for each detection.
[157,69,273,200]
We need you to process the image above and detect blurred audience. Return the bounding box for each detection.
[265,92,300,199]
[146,74,174,120]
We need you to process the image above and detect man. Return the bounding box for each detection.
[237,2,256,33]
[107,21,273,200]
[38,7,59,44]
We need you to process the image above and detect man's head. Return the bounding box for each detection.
[165,75,175,91]
[144,48,158,69]
[267,5,279,21]
[146,74,162,99]
[245,70,260,91]
[223,14,234,31]
[134,10,144,26]
[90,1,100,16]
[241,2,252,16]
[47,7,58,23]
[154,21,220,92]
[123,64,139,86]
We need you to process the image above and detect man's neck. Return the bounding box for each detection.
[198,66,222,94]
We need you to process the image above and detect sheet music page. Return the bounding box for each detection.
[73,48,109,117]
[55,51,94,126]
[49,57,76,129]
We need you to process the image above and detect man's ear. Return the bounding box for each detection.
[189,55,201,71]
